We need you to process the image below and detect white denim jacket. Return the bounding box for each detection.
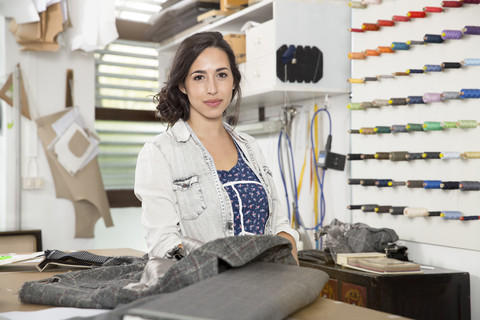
[134,119,299,258]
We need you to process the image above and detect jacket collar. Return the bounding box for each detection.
[170,119,247,143]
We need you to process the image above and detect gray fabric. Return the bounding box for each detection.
[19,235,296,309]
[69,261,329,320]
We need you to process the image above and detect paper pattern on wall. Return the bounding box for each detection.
[0,68,31,120]
[36,107,113,238]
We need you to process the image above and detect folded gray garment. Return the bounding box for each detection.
[73,261,328,320]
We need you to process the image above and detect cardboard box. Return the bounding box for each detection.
[223,33,246,64]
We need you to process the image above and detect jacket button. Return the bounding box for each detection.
[226,222,233,230]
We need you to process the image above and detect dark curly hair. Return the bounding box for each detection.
[154,31,242,128]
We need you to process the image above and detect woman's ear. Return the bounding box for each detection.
[178,83,187,95]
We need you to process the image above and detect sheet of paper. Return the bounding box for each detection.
[0,307,109,320]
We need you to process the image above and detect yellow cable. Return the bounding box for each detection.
[313,104,319,227]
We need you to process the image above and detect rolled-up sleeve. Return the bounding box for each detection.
[134,142,182,258]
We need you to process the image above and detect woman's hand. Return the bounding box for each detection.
[276,232,299,265]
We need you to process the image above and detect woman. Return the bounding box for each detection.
[134,31,299,262]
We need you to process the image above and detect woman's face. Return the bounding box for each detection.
[180,47,234,125]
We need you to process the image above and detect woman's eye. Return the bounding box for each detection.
[217,72,228,78]
[193,75,204,81]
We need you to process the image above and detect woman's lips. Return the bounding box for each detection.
[204,99,222,107]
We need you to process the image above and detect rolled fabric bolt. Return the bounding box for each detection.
[377,20,395,27]
[375,205,392,213]
[406,153,423,160]
[459,181,480,191]
[361,154,375,159]
[359,127,376,134]
[390,206,407,215]
[442,1,463,7]
[349,28,365,33]
[441,30,463,40]
[347,153,363,160]
[460,89,480,98]
[406,123,424,131]
[440,122,457,129]
[406,69,424,74]
[408,11,427,18]
[349,2,367,8]
[440,151,461,159]
[389,98,408,105]
[348,129,360,134]
[375,179,392,187]
[423,6,443,12]
[460,216,480,221]
[374,126,391,133]
[423,93,442,103]
[404,207,429,217]
[349,52,366,59]
[440,211,462,220]
[377,46,394,53]
[456,120,478,128]
[347,205,363,210]
[462,58,480,66]
[377,74,394,79]
[407,180,424,188]
[348,78,365,84]
[441,91,461,100]
[441,62,462,68]
[423,34,444,43]
[391,125,408,133]
[392,15,410,22]
[424,64,442,72]
[407,40,425,45]
[407,96,425,104]
[423,180,442,189]
[462,152,480,159]
[363,77,378,82]
[374,152,390,160]
[389,151,408,161]
[373,99,389,107]
[423,121,443,131]
[348,178,362,185]
[361,101,375,108]
[440,181,460,189]
[361,204,378,212]
[393,72,409,76]
[362,23,380,31]
[391,42,410,50]
[462,26,480,35]
[422,152,441,159]
[348,103,363,110]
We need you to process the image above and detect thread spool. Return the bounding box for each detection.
[390,206,407,215]
[391,42,410,50]
[460,216,480,221]
[441,30,463,40]
[363,77,378,82]
[375,179,392,187]
[349,28,365,33]
[365,49,380,56]
[375,205,392,213]
[391,125,408,133]
[377,20,395,27]
[404,207,429,217]
[423,121,443,131]
[441,1,463,7]
[360,178,377,186]
[349,52,367,60]
[407,180,424,188]
[423,34,444,43]
[422,152,441,159]
[347,153,363,161]
[440,181,460,189]
[362,0,382,4]
[407,11,427,18]
[348,103,363,110]
[441,62,462,69]
[406,153,423,160]
[423,64,442,72]
[349,2,368,8]
[406,40,425,45]
[462,152,480,159]
[393,72,409,76]
[348,178,362,185]
[373,99,390,107]
[440,151,461,159]
[377,74,394,79]
[441,91,461,100]
[462,26,480,35]
[359,127,376,134]
[348,78,365,84]
[406,69,424,74]
[428,211,442,217]
[375,152,390,160]
[377,46,394,54]
[423,93,442,103]
[423,6,443,12]
[361,204,378,212]
[407,96,425,104]
[460,89,480,99]
[440,211,462,220]
[361,101,375,109]
[440,122,457,129]
[461,0,480,3]
[361,154,375,159]
[348,204,364,210]
[389,98,408,105]
[392,15,410,22]
[390,181,406,187]
[459,181,480,191]
[374,126,391,133]
[423,180,442,189]
[349,129,360,134]
[362,23,380,31]
[389,151,408,161]
[462,58,480,66]
[406,123,424,132]
[456,120,478,128]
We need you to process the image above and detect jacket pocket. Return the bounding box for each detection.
[172,175,206,220]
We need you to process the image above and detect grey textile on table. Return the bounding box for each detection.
[75,261,329,320]
[19,235,297,309]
